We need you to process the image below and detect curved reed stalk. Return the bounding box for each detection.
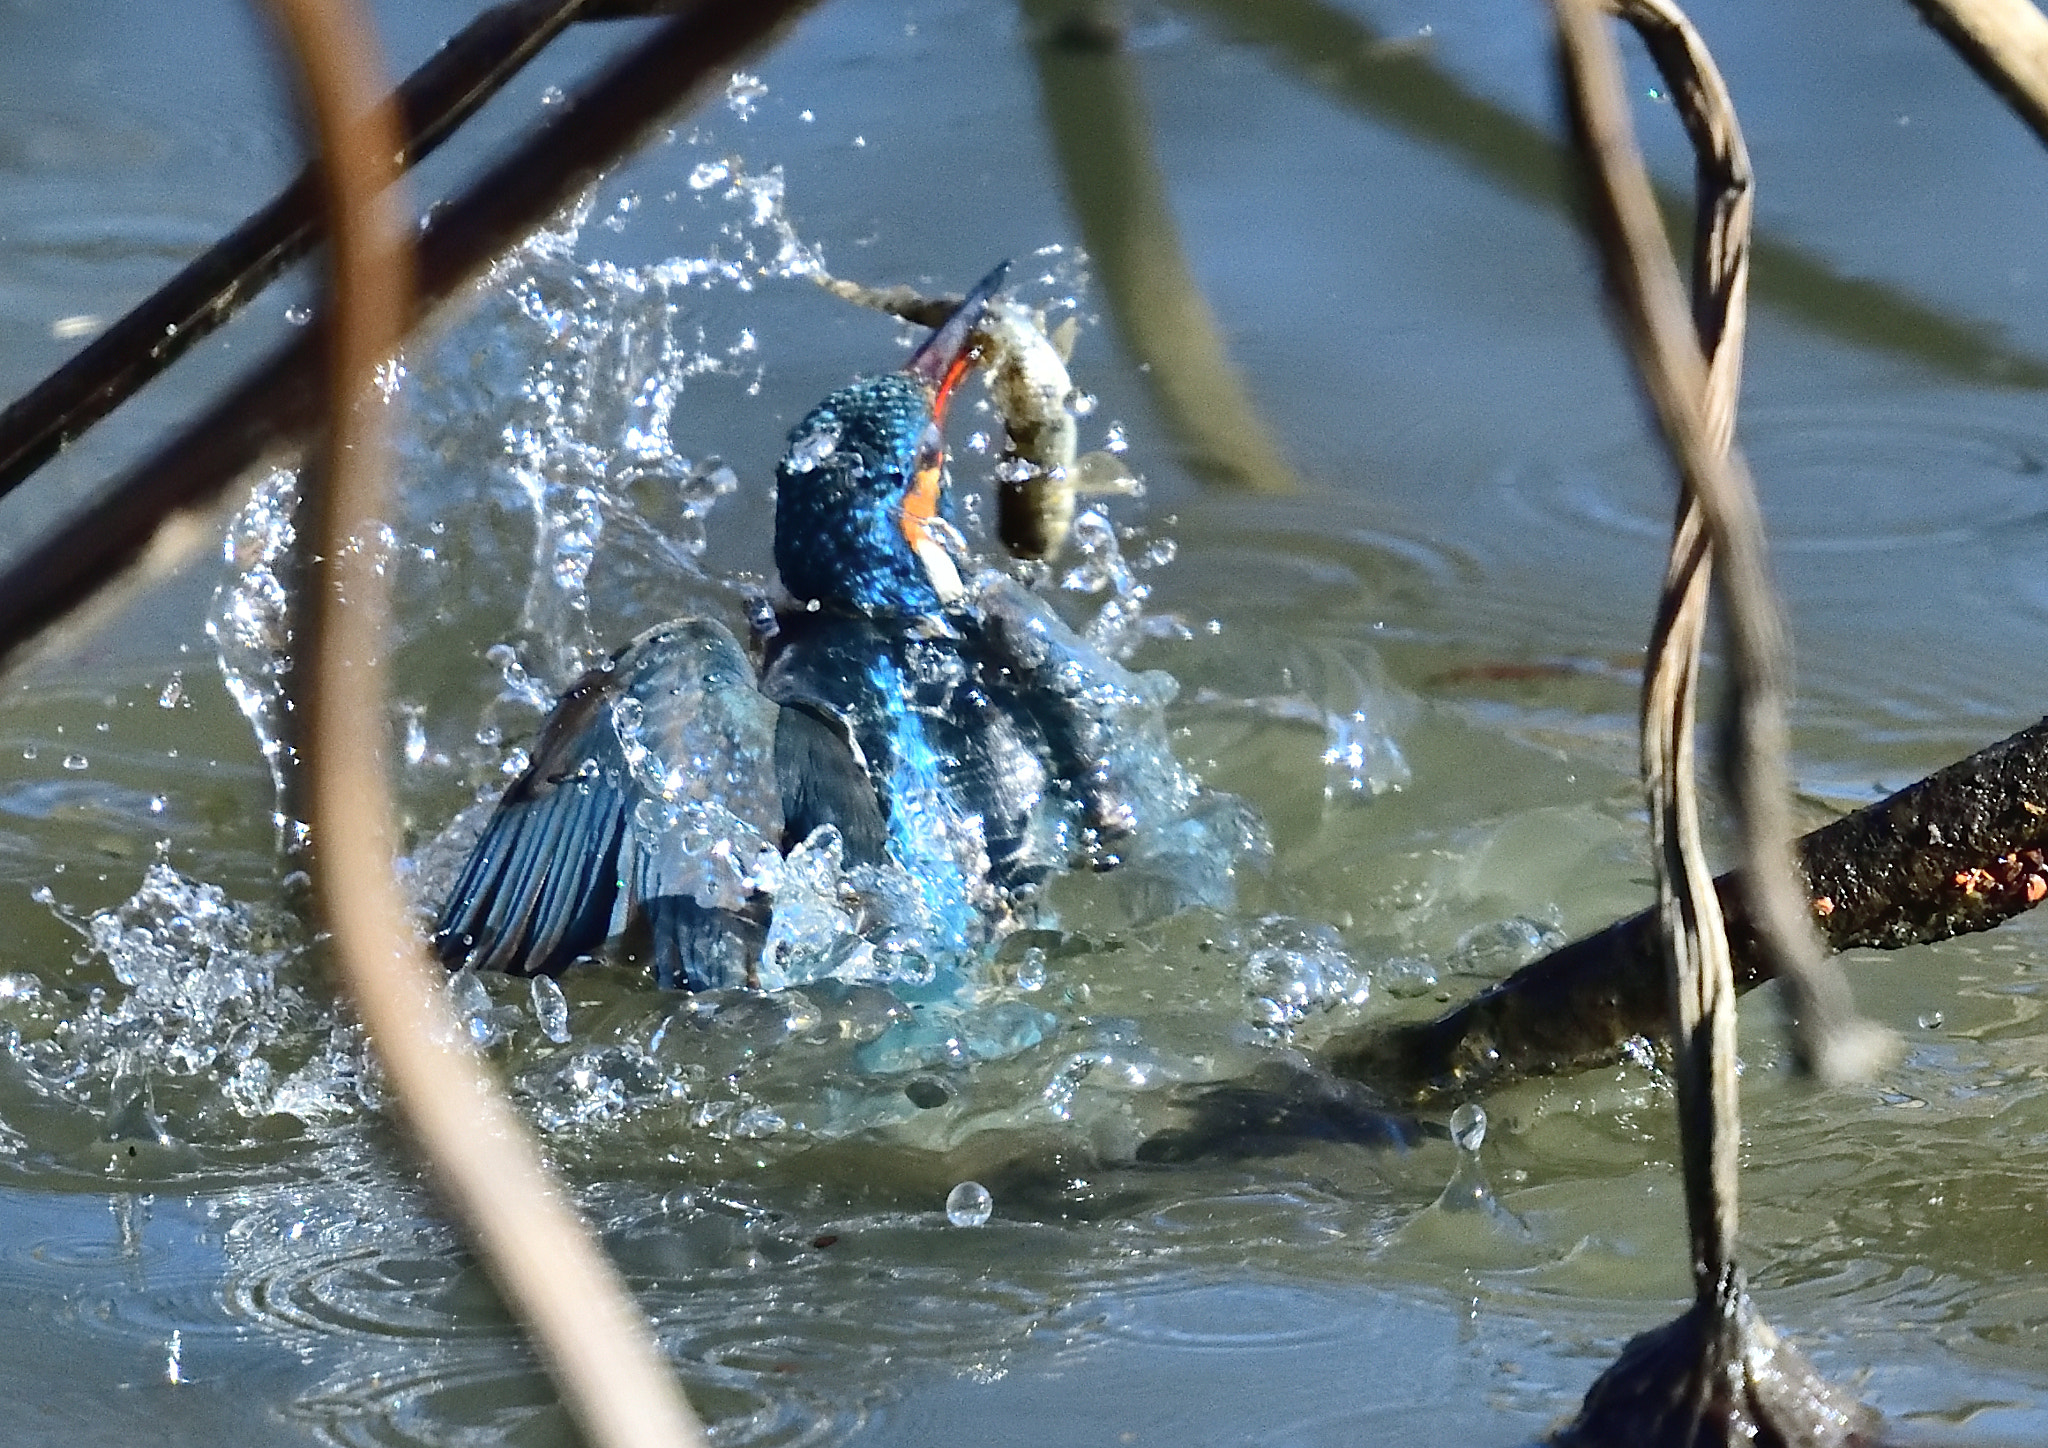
[1552,0,1879,1440]
[259,0,705,1443]
[1910,0,2048,143]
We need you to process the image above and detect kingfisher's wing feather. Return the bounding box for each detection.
[432,663,632,979]
[639,891,767,992]
[437,619,782,984]
[609,620,784,988]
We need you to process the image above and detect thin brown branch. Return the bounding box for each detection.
[268,0,707,1444]
[1565,0,1889,1086]
[1910,0,2048,146]
[0,0,819,678]
[1614,0,1751,1290]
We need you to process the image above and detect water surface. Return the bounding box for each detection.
[0,1,2045,1443]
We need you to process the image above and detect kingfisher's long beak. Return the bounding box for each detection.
[903,259,1009,423]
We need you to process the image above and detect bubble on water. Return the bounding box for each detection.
[530,975,571,1044]
[399,706,429,768]
[1376,955,1439,998]
[1449,1101,1487,1152]
[1451,915,1564,976]
[1239,916,1368,1036]
[61,753,87,771]
[19,745,34,761]
[945,1181,992,1227]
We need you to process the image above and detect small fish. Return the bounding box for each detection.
[816,270,1137,561]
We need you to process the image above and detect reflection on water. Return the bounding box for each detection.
[2,2,2048,1445]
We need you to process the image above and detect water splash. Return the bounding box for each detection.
[8,863,351,1147]
[207,467,301,845]
[1234,916,1371,1037]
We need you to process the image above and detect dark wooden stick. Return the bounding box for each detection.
[1330,715,2048,1100]
[0,0,818,677]
[0,0,595,502]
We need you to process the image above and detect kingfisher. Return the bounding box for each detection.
[433,262,1241,995]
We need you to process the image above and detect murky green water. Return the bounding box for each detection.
[1,0,2045,1443]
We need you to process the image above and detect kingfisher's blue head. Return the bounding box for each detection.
[774,263,1008,617]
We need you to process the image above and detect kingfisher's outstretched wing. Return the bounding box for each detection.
[433,619,783,988]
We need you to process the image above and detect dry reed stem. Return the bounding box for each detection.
[1553,0,1875,1439]
[1910,0,2048,144]
[263,1,706,1444]
[1616,0,1746,1283]
[1557,0,1891,1089]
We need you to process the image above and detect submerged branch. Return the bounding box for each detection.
[1168,0,2048,389]
[1330,715,2048,1100]
[1017,0,1302,494]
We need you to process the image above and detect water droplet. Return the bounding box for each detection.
[157,673,184,709]
[724,71,767,120]
[1014,946,1047,992]
[61,753,88,771]
[19,745,34,761]
[688,159,730,191]
[1917,1010,1944,1031]
[784,417,840,473]
[283,304,312,326]
[1450,1101,1487,1152]
[946,1180,992,1227]
[148,795,167,816]
[530,974,572,1044]
[401,708,428,767]
[539,85,565,107]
